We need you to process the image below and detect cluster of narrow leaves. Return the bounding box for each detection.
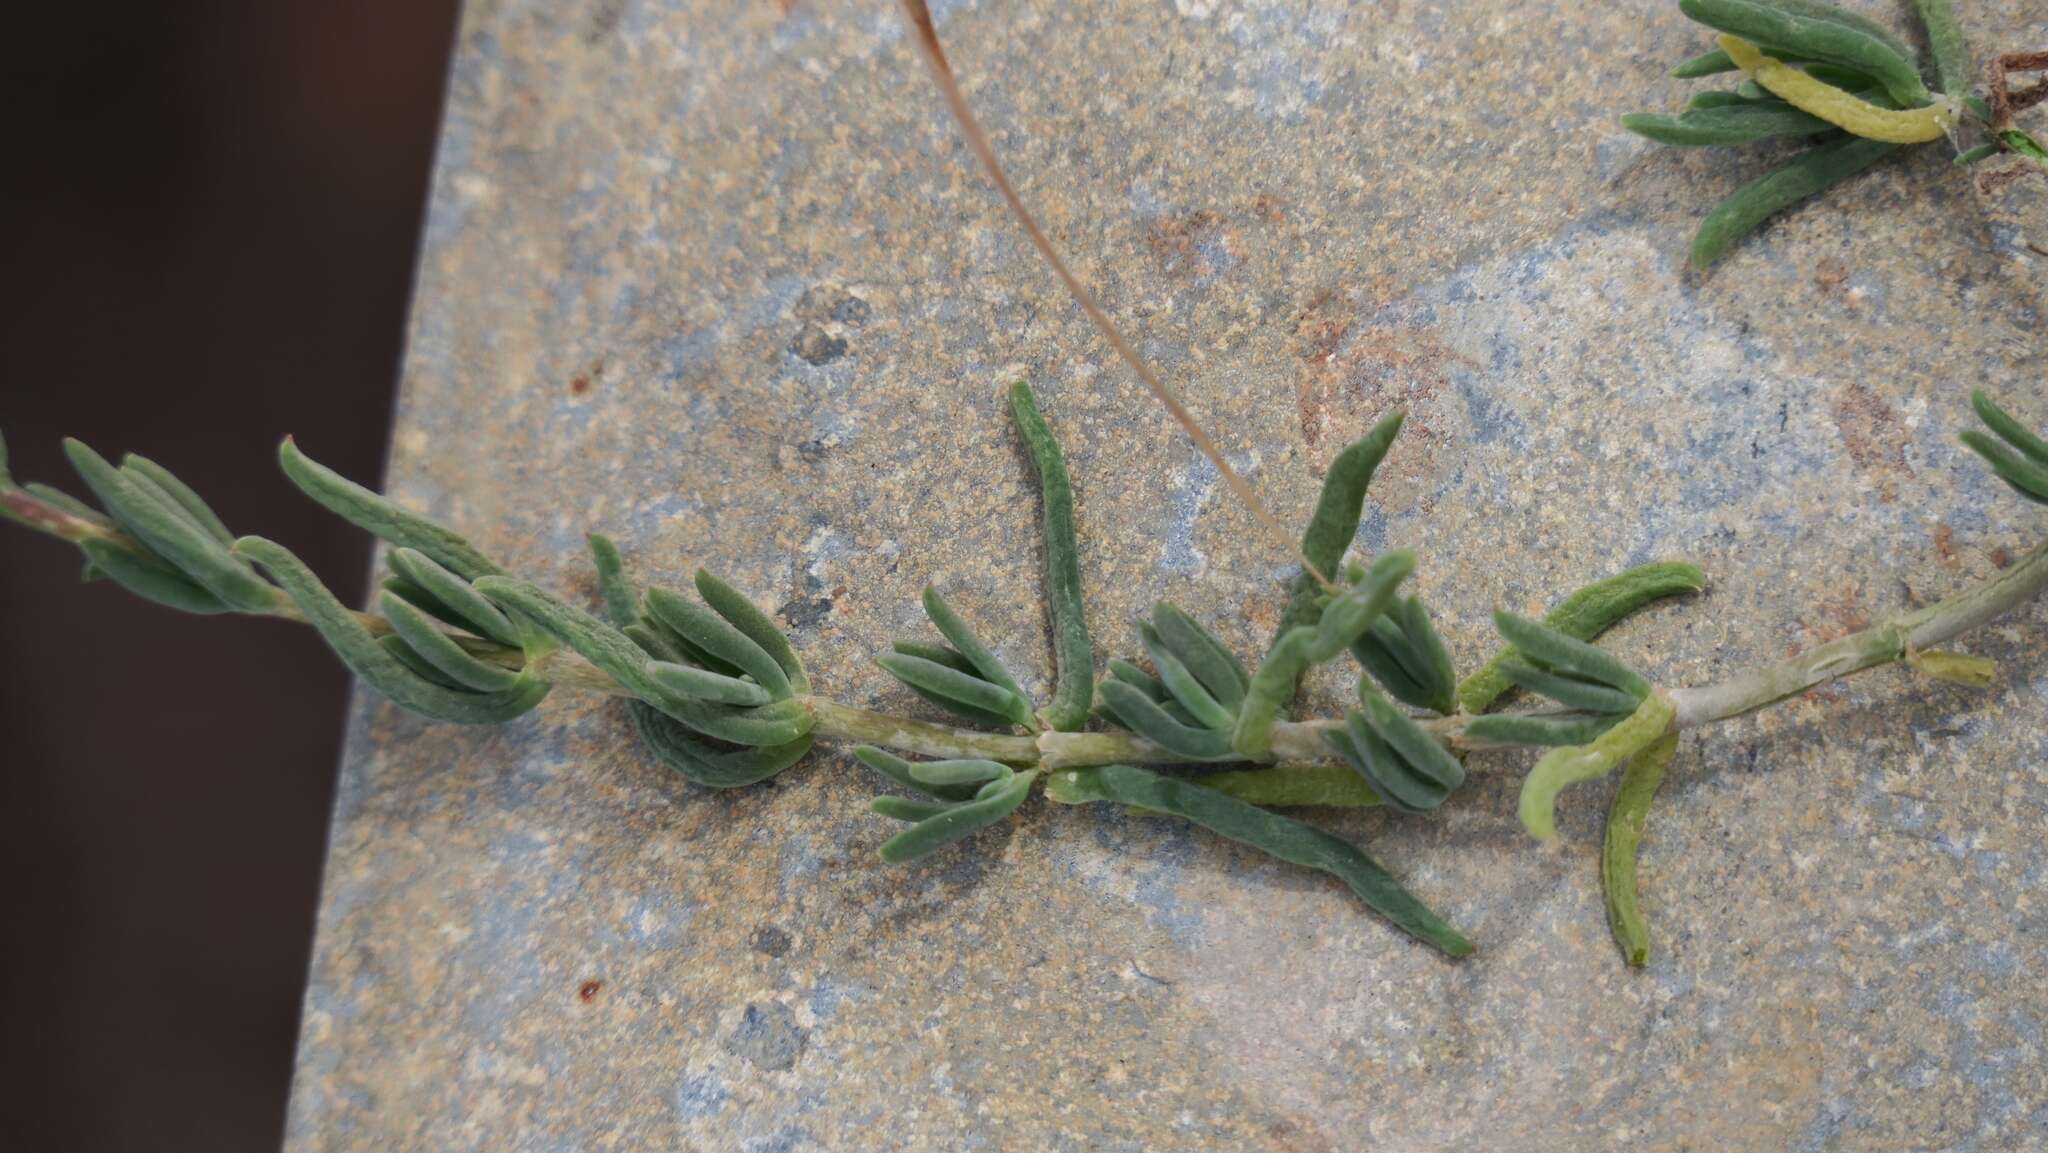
[1053,415,1698,956]
[848,394,1483,958]
[881,587,1037,730]
[1625,0,2035,267]
[284,441,824,782]
[1326,586,1467,814]
[1962,388,2048,505]
[854,383,1088,866]
[0,428,829,789]
[1098,600,1251,758]
[4,385,2044,965]
[857,586,1051,863]
[856,749,1039,864]
[1461,617,1655,749]
[0,394,1684,960]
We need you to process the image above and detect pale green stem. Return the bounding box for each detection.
[1667,538,2048,727]
[805,699,1041,763]
[1034,717,1478,769]
[2,485,113,543]
[556,534,2048,757]
[16,476,2046,773]
[857,536,2048,770]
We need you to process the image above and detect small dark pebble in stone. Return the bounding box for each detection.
[778,594,833,631]
[751,924,792,958]
[791,323,847,365]
[724,1002,807,1072]
[796,284,870,326]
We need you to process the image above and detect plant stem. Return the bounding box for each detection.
[1667,537,2048,727]
[859,535,2048,771]
[806,699,1041,763]
[2,486,110,543]
[1037,719,1415,767]
[272,529,2048,751]
[20,469,2045,775]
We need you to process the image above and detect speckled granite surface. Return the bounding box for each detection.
[286,2,2048,1149]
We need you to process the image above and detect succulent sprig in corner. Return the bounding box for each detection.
[6,385,2047,965]
[1624,0,2043,267]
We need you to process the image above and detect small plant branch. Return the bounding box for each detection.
[601,526,2048,770]
[1623,0,2048,265]
[852,534,2048,767]
[15,439,2043,743]
[1057,527,2043,759]
[1668,536,2048,726]
[11,449,2043,774]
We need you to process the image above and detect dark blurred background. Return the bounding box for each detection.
[1,4,458,1149]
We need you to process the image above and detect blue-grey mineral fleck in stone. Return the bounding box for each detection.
[287,1,2047,1149]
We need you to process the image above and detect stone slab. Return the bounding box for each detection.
[287,2,2047,1149]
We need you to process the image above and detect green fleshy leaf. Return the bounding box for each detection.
[1496,662,1643,715]
[1458,562,1704,713]
[851,746,984,802]
[1519,694,1675,841]
[648,661,776,706]
[1622,104,1837,146]
[1236,550,1413,756]
[1272,413,1404,661]
[871,795,957,822]
[587,533,640,628]
[1999,130,2048,164]
[78,538,232,615]
[877,770,1037,863]
[1910,0,1969,99]
[120,454,234,546]
[876,650,1035,729]
[278,437,503,580]
[1690,136,1897,269]
[922,586,1028,702]
[1044,764,1471,957]
[907,759,1013,788]
[386,548,521,646]
[1197,763,1382,808]
[1096,678,1239,759]
[1464,713,1625,748]
[65,439,274,611]
[1009,381,1092,730]
[645,586,792,700]
[1139,622,1234,730]
[1603,733,1679,966]
[238,536,549,724]
[1149,601,1249,711]
[378,590,523,692]
[630,702,813,788]
[696,569,808,695]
